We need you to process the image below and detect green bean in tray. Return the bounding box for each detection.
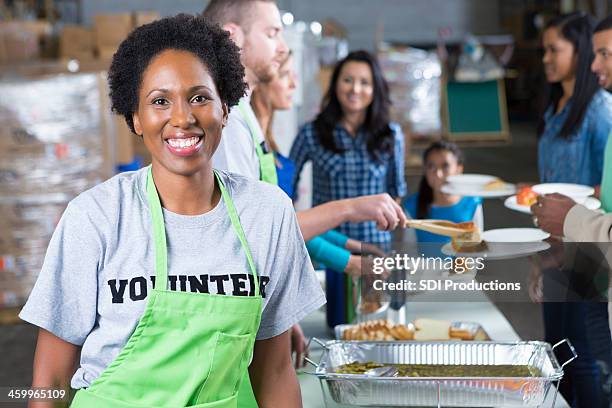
[335,362,541,377]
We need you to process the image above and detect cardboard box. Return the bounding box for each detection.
[97,46,117,61]
[9,20,51,39]
[60,25,94,60]
[0,21,49,63]
[94,13,133,51]
[114,115,135,165]
[134,11,160,28]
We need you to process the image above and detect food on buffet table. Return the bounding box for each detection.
[359,300,382,314]
[341,319,489,341]
[516,186,538,206]
[342,319,414,340]
[450,325,476,340]
[414,318,451,340]
[404,220,487,252]
[449,222,488,253]
[358,274,385,315]
[335,361,541,377]
[483,178,507,191]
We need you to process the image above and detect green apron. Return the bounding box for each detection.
[601,132,612,213]
[71,167,263,408]
[237,99,278,185]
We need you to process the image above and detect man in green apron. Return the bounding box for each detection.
[204,3,406,404]
[20,15,325,407]
[206,0,407,244]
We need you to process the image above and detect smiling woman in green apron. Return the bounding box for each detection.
[21,14,325,408]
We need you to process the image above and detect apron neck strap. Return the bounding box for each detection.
[237,100,279,186]
[238,99,265,158]
[146,168,168,290]
[146,166,260,296]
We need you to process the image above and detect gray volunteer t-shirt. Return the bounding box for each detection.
[212,95,262,179]
[20,168,325,389]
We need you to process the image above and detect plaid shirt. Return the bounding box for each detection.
[290,122,407,245]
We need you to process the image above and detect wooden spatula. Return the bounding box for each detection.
[404,219,474,238]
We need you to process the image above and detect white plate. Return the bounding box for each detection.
[481,228,550,243]
[532,183,594,198]
[504,195,601,214]
[441,183,516,198]
[446,174,498,186]
[503,196,533,214]
[441,241,551,260]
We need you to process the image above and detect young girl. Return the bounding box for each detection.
[403,141,483,243]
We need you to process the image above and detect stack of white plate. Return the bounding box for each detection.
[440,174,516,198]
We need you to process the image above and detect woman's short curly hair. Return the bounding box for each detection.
[108,13,247,133]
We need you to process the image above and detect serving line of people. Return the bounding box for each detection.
[534,16,612,243]
[421,13,612,407]
[203,0,408,374]
[19,0,612,407]
[513,13,612,408]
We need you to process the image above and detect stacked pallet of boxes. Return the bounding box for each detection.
[0,11,160,311]
[90,12,159,167]
[378,44,443,142]
[0,72,111,309]
[0,20,52,64]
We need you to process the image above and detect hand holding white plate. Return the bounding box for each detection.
[532,183,594,198]
[504,195,601,214]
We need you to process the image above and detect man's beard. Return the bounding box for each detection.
[252,59,276,83]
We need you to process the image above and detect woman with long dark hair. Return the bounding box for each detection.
[538,12,612,407]
[290,50,406,248]
[538,12,612,184]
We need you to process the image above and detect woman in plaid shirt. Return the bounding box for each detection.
[290,50,406,248]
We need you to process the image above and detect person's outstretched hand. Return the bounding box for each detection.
[346,194,407,231]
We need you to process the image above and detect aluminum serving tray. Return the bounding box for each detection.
[306,339,576,407]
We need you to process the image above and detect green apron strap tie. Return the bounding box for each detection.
[237,100,279,186]
[146,168,169,290]
[214,170,260,296]
[237,100,265,159]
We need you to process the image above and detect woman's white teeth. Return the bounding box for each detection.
[168,137,199,148]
